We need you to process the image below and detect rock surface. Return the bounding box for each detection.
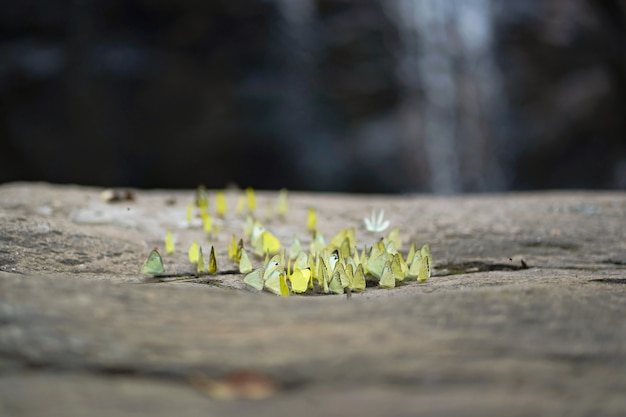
[0,182,625,416]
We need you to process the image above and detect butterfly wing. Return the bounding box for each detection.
[244,268,264,291]
[208,246,217,274]
[379,261,395,289]
[351,264,366,292]
[142,249,165,275]
[239,248,253,274]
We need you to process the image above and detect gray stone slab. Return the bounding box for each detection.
[0,183,625,416]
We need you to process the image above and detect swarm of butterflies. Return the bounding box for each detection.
[141,186,432,296]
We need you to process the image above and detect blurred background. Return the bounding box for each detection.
[1,0,625,193]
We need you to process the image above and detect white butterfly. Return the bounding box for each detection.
[364,209,390,233]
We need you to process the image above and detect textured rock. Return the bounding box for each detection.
[0,182,625,416]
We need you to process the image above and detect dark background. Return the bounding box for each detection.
[1,0,625,193]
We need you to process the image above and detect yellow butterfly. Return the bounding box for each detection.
[289,267,310,294]
[246,187,256,212]
[216,191,227,217]
[227,235,237,260]
[359,245,368,266]
[334,262,350,289]
[379,261,395,289]
[351,263,366,292]
[236,195,246,216]
[250,221,265,246]
[165,230,175,254]
[328,269,344,295]
[309,232,326,256]
[391,252,408,281]
[236,239,244,262]
[186,203,194,224]
[142,249,165,275]
[307,208,317,233]
[276,188,288,217]
[203,213,213,234]
[320,258,330,293]
[408,252,430,282]
[406,243,416,265]
[263,254,282,276]
[294,251,309,271]
[386,227,402,251]
[254,230,280,257]
[366,252,388,279]
[264,265,289,296]
[368,240,384,260]
[208,246,217,275]
[197,246,206,275]
[242,216,254,239]
[188,241,200,264]
[421,244,432,268]
[243,268,264,291]
[289,235,302,261]
[339,238,352,260]
[329,228,348,249]
[417,255,430,283]
[408,252,422,279]
[239,247,253,274]
[262,231,281,254]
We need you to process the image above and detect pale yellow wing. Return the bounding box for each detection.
[289,267,309,293]
[216,191,227,217]
[239,247,253,274]
[379,261,395,289]
[351,264,366,292]
[165,231,175,254]
[197,246,206,274]
[243,268,264,291]
[188,241,200,264]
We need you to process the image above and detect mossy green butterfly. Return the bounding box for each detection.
[142,249,165,275]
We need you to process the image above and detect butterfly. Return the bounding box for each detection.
[366,252,388,279]
[350,264,366,292]
[195,185,209,208]
[329,228,355,250]
[309,231,326,256]
[386,227,402,251]
[276,188,288,217]
[288,267,310,294]
[197,246,206,274]
[289,236,302,261]
[208,246,217,274]
[253,229,281,257]
[203,213,213,234]
[307,208,317,233]
[236,195,246,216]
[328,268,345,295]
[165,230,175,254]
[264,265,289,296]
[186,203,194,224]
[262,231,280,254]
[244,268,264,291]
[188,241,200,263]
[379,261,395,289]
[239,247,253,274]
[391,252,408,281]
[246,188,256,212]
[364,209,390,233]
[216,191,227,217]
[142,249,165,275]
